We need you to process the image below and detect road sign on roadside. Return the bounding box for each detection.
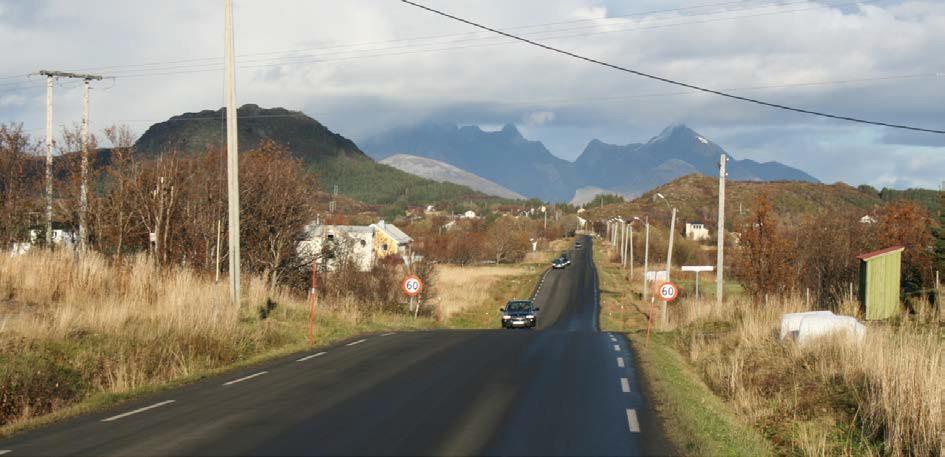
[657,281,678,302]
[402,275,423,297]
[682,265,714,299]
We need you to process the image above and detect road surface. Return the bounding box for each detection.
[0,236,669,456]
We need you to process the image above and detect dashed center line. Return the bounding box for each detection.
[223,371,268,386]
[613,344,620,351]
[101,400,176,422]
[296,352,326,362]
[626,409,641,432]
[380,332,395,337]
[346,339,367,346]
[617,357,625,368]
[621,377,630,393]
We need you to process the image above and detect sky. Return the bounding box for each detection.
[0,0,943,189]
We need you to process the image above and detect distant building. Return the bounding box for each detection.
[860,215,878,224]
[461,210,477,219]
[684,222,710,241]
[298,219,413,272]
[12,223,77,254]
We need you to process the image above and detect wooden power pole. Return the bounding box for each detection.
[717,154,727,305]
[224,0,241,305]
[38,70,103,249]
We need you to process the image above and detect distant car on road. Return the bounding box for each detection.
[560,253,571,267]
[501,300,539,329]
[574,241,583,249]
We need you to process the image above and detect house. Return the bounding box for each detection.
[13,223,77,254]
[298,219,413,272]
[371,220,413,259]
[298,224,376,272]
[461,210,477,219]
[860,215,878,224]
[684,222,710,241]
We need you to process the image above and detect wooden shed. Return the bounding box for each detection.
[857,246,904,320]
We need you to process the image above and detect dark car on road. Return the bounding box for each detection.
[501,300,539,329]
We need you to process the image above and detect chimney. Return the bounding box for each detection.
[378,219,385,228]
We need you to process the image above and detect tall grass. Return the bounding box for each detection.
[668,296,945,455]
[435,264,535,319]
[0,249,431,429]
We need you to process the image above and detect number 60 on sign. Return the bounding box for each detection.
[657,281,679,302]
[402,275,423,297]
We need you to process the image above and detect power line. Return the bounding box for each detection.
[400,0,945,134]
[0,0,885,83]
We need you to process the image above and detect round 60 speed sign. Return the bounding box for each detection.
[657,281,679,302]
[402,275,423,297]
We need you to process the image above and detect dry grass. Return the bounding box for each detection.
[671,296,945,456]
[435,262,546,320]
[0,249,433,429]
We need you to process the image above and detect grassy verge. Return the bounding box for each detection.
[0,250,436,437]
[593,239,772,456]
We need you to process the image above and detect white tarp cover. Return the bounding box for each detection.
[780,311,835,340]
[795,315,866,345]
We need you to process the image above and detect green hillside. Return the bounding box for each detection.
[586,174,884,228]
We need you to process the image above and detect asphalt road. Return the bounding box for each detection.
[0,235,669,456]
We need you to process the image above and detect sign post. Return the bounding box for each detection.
[681,266,714,300]
[656,281,679,326]
[402,275,423,318]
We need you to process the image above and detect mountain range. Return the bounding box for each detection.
[361,123,818,202]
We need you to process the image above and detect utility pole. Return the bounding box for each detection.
[38,70,103,249]
[224,0,241,305]
[642,216,650,302]
[629,223,634,279]
[717,154,727,305]
[666,207,677,279]
[44,74,53,246]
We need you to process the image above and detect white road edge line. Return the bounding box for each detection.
[101,400,176,422]
[626,409,641,432]
[621,377,630,393]
[0,450,11,455]
[346,339,367,346]
[296,352,326,362]
[613,344,620,351]
[222,371,268,386]
[381,332,395,336]
[617,357,625,368]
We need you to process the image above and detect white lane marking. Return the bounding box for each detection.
[621,377,630,393]
[296,352,326,362]
[613,344,620,351]
[222,371,268,386]
[626,409,640,432]
[0,450,11,455]
[101,400,175,422]
[380,332,395,336]
[617,357,625,368]
[346,339,367,346]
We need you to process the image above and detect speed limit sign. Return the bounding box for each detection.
[657,281,679,302]
[402,275,423,297]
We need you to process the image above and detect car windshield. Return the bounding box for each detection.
[506,301,532,312]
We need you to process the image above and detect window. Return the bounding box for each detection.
[360,239,366,247]
[382,243,389,251]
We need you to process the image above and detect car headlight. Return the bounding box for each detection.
[502,315,511,319]
[526,314,535,319]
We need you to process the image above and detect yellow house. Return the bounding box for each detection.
[370,220,413,259]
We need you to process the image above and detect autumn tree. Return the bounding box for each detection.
[239,141,318,288]
[732,194,796,300]
[793,209,873,303]
[875,201,933,293]
[934,190,945,280]
[0,123,40,246]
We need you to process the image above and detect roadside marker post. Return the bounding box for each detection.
[309,258,318,346]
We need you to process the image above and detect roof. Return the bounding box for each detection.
[305,224,374,237]
[373,222,412,244]
[857,246,904,261]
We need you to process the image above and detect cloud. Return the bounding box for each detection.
[523,111,556,127]
[0,0,941,189]
[880,129,945,147]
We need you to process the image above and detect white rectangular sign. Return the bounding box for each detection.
[645,271,668,281]
[682,266,714,272]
